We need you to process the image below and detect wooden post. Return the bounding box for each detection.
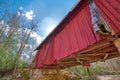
[103,54,109,61]
[77,57,83,65]
[113,38,120,53]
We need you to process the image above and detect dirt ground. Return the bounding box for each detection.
[97,75,120,80]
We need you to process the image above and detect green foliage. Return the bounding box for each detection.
[0,78,3,80]
[0,46,16,71]
[0,28,18,73]
[67,63,105,80]
[89,63,105,75]
[0,45,28,71]
[18,60,29,69]
[76,66,92,80]
[0,21,28,76]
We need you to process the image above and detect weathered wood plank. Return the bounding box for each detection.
[113,38,120,53]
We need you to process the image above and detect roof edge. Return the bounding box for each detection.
[36,0,88,50]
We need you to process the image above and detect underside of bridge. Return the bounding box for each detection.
[40,35,120,69]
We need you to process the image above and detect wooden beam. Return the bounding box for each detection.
[80,52,119,56]
[107,54,120,60]
[57,61,79,65]
[77,57,83,65]
[103,54,109,60]
[77,40,110,54]
[113,38,120,53]
[98,45,117,53]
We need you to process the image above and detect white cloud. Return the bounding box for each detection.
[18,7,34,20]
[20,28,43,44]
[25,10,34,20]
[19,6,23,10]
[46,25,56,35]
[30,32,42,44]
[17,12,21,16]
[18,28,42,44]
[40,17,58,36]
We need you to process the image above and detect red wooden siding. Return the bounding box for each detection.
[35,4,102,68]
[94,0,120,33]
[54,5,102,61]
[35,41,55,68]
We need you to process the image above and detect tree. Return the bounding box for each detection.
[0,21,18,77]
[0,1,39,78]
[13,20,38,73]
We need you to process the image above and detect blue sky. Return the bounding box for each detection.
[0,0,78,43]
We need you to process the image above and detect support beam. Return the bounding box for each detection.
[77,57,83,65]
[81,52,119,56]
[113,38,120,53]
[77,40,110,54]
[103,54,109,60]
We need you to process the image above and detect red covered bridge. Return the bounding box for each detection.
[34,0,120,69]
